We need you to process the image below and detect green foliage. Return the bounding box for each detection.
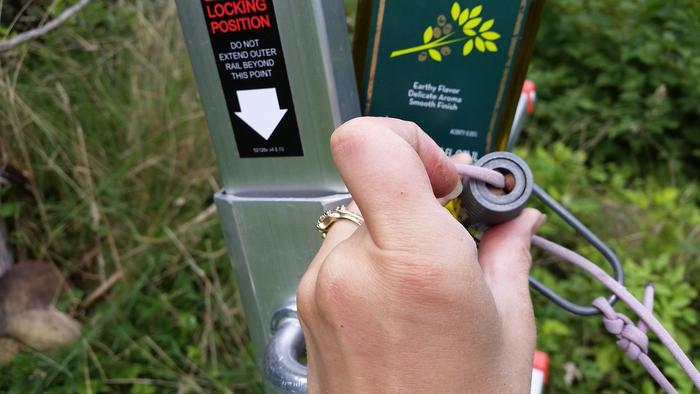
[0,1,260,392]
[524,8,700,389]
[527,0,700,180]
[521,143,700,392]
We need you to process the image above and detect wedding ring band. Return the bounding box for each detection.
[316,206,364,238]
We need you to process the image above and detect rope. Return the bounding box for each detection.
[456,164,700,392]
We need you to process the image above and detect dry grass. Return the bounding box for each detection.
[0,1,260,392]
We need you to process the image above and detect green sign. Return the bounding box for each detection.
[357,0,542,159]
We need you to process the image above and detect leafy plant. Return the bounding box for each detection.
[526,0,700,181]
[520,143,700,393]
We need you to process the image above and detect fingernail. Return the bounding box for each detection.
[443,179,464,201]
[534,213,547,232]
[452,152,474,165]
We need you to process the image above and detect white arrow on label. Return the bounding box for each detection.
[234,88,288,140]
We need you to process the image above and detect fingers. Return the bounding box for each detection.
[298,201,365,336]
[477,208,544,342]
[478,208,545,294]
[306,201,363,276]
[322,202,362,248]
[449,152,473,166]
[438,153,473,205]
[477,208,544,389]
[330,117,459,247]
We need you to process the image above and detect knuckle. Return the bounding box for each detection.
[398,120,421,143]
[296,269,317,323]
[332,117,375,145]
[330,121,366,159]
[331,117,402,154]
[431,153,453,182]
[339,116,377,131]
[312,250,359,323]
[315,259,349,304]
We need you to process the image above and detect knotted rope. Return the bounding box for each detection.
[456,164,700,392]
[593,285,676,393]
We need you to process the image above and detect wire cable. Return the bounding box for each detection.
[456,159,700,392]
[531,184,623,315]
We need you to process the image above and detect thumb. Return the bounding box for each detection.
[477,208,545,386]
[477,208,544,317]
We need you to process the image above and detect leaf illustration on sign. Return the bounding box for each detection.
[390,2,500,62]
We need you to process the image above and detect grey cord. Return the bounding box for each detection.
[460,152,624,315]
[530,184,624,315]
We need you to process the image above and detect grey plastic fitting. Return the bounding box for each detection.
[264,300,308,393]
[461,151,533,227]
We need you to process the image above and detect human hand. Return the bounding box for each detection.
[297,117,545,393]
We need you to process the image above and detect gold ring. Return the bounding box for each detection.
[316,205,364,238]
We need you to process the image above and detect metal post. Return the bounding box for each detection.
[175,0,360,389]
[506,80,537,151]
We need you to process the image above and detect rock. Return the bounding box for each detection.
[0,261,63,322]
[5,307,80,352]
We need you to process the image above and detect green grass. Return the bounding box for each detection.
[1,1,261,392]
